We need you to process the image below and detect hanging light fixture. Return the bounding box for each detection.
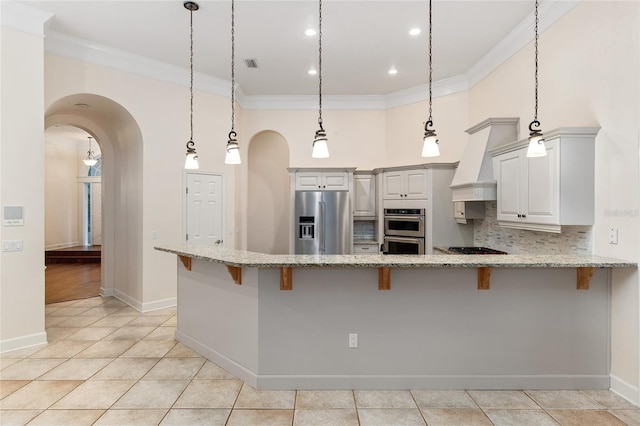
[83,136,98,166]
[526,0,546,158]
[184,1,200,169]
[225,0,241,165]
[421,0,440,158]
[311,0,329,158]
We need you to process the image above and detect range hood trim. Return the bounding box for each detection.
[450,117,520,202]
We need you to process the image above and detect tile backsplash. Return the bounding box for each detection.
[354,220,376,241]
[473,203,593,255]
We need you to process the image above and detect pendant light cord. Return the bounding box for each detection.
[317,0,323,130]
[428,0,433,124]
[230,0,235,134]
[533,0,539,122]
[189,6,194,143]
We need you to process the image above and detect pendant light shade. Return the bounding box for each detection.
[526,0,546,158]
[312,128,329,158]
[225,0,241,165]
[83,136,98,166]
[312,0,329,158]
[185,140,199,169]
[184,1,200,170]
[225,131,241,164]
[422,124,440,157]
[421,0,440,158]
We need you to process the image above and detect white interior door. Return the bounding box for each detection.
[186,173,223,245]
[91,182,102,245]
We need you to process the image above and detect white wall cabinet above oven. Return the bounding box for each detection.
[294,171,350,191]
[382,169,428,200]
[491,127,599,233]
[353,172,376,217]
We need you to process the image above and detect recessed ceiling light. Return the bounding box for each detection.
[308,69,317,75]
[388,68,398,75]
[305,29,317,37]
[409,28,421,36]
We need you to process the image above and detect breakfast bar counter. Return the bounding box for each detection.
[156,244,635,390]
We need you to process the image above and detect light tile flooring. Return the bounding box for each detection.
[1,296,639,425]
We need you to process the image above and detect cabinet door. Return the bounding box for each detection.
[494,151,522,222]
[524,139,559,224]
[382,171,404,199]
[354,174,376,216]
[296,172,323,190]
[322,172,349,190]
[405,170,428,199]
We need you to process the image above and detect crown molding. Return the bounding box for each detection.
[0,1,54,37]
[44,31,231,98]
[466,0,581,88]
[240,94,387,111]
[39,0,579,110]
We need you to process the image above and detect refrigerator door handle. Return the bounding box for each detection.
[319,201,325,253]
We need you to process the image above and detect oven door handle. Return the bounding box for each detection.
[384,215,423,221]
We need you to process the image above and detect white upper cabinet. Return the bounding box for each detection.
[353,173,376,217]
[382,169,428,200]
[295,171,349,191]
[491,127,598,233]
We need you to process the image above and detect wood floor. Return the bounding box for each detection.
[45,263,101,304]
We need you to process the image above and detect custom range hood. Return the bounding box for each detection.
[450,117,519,202]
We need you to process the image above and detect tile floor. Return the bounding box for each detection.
[1,296,639,425]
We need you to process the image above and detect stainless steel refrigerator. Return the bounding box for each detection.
[294,191,350,255]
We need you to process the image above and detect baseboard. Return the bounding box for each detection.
[100,286,114,297]
[255,374,611,391]
[111,290,175,314]
[113,289,143,312]
[45,241,82,250]
[0,332,47,354]
[141,297,176,313]
[176,330,258,388]
[611,374,639,406]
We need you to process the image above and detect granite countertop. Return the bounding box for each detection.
[155,243,636,269]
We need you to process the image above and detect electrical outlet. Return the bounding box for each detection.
[609,228,618,244]
[151,230,158,240]
[348,333,358,349]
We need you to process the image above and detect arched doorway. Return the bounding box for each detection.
[45,94,143,304]
[247,131,290,254]
[44,125,103,303]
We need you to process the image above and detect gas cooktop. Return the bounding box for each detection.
[448,247,508,255]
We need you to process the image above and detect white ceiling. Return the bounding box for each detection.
[21,0,536,96]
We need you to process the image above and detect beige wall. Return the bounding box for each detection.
[468,1,640,397]
[247,131,290,254]
[385,91,469,166]
[0,27,46,351]
[44,141,81,249]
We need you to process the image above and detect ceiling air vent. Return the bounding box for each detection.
[244,58,259,69]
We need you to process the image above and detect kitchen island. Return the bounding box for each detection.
[155,243,635,390]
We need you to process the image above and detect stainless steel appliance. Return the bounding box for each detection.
[384,235,425,255]
[383,208,425,237]
[383,208,425,254]
[294,191,350,255]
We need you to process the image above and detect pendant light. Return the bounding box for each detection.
[225,0,241,164]
[83,136,98,166]
[526,0,546,158]
[184,1,200,169]
[311,0,329,158]
[421,0,440,158]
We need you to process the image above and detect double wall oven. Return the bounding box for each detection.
[383,208,425,255]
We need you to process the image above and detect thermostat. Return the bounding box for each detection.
[3,206,24,226]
